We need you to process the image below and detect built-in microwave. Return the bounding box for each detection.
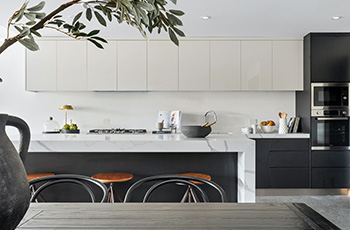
[311,83,350,116]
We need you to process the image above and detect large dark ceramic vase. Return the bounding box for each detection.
[0,114,31,230]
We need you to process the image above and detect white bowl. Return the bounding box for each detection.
[261,125,275,133]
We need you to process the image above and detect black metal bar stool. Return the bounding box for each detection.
[178,173,211,203]
[91,172,133,203]
[27,172,55,202]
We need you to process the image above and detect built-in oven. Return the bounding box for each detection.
[311,83,350,113]
[311,113,350,150]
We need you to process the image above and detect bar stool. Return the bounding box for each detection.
[178,173,211,203]
[27,172,55,202]
[91,172,133,203]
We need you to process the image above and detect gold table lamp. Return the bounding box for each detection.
[59,104,73,125]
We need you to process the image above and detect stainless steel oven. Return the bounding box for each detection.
[311,83,350,117]
[311,113,350,150]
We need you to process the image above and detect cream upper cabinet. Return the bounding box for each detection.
[148,40,178,91]
[241,41,272,90]
[117,41,147,91]
[179,41,210,91]
[272,41,303,91]
[26,40,57,91]
[57,41,87,91]
[210,41,241,90]
[87,41,117,91]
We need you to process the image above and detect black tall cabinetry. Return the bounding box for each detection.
[296,33,350,189]
[311,33,350,82]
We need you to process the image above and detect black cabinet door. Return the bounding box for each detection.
[311,33,350,82]
[269,168,309,188]
[312,150,350,167]
[312,168,350,188]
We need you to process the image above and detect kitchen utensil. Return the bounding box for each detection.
[205,121,216,127]
[278,118,288,134]
[181,110,217,138]
[201,122,208,127]
[181,126,212,138]
[156,121,164,131]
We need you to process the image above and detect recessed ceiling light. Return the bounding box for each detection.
[332,16,342,20]
[201,16,211,20]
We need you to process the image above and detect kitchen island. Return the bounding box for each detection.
[11,133,255,203]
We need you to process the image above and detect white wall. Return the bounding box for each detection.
[0,37,296,135]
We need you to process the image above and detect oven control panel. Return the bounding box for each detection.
[311,109,350,117]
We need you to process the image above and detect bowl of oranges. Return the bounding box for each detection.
[260,120,276,133]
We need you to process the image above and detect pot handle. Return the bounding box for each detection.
[6,115,31,163]
[204,110,217,123]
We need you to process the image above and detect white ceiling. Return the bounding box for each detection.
[1,0,350,38]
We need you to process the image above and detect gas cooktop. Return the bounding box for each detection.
[88,129,147,134]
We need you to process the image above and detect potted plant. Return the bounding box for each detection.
[0,1,184,229]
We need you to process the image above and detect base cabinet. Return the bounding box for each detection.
[255,139,310,189]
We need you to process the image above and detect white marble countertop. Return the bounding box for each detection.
[10,133,256,203]
[246,133,310,139]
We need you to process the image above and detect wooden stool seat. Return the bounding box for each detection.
[91,173,133,183]
[178,173,211,184]
[91,172,134,203]
[27,173,55,181]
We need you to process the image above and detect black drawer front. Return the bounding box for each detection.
[269,139,309,151]
[312,168,350,188]
[269,151,309,167]
[312,150,350,167]
[269,168,309,188]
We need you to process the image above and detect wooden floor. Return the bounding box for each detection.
[17,203,340,229]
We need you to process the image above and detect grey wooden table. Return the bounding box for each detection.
[17,203,340,229]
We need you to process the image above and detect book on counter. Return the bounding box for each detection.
[287,117,300,133]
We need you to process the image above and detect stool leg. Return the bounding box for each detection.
[108,183,115,203]
[189,186,199,203]
[180,186,191,203]
[112,185,124,202]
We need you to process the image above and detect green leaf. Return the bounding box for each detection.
[14,26,23,33]
[20,27,30,37]
[72,12,83,25]
[27,1,45,11]
[31,30,42,37]
[15,10,25,22]
[35,12,46,19]
[87,38,103,49]
[14,1,28,22]
[53,15,62,19]
[24,13,36,21]
[26,21,36,26]
[173,27,185,37]
[169,0,177,4]
[90,36,107,43]
[168,28,179,46]
[166,13,183,26]
[137,2,154,11]
[94,11,106,26]
[18,38,39,51]
[169,9,184,16]
[87,30,100,36]
[86,8,92,21]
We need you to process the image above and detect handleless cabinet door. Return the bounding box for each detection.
[210,41,241,90]
[87,41,117,90]
[241,41,272,90]
[148,41,178,91]
[57,41,87,91]
[179,41,210,91]
[273,41,303,90]
[26,40,57,91]
[117,41,147,91]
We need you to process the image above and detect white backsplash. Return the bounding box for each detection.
[0,41,296,135]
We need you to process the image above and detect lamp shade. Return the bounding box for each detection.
[59,104,73,110]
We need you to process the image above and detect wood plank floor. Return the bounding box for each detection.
[17,203,340,229]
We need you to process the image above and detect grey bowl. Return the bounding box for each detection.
[181,126,212,138]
